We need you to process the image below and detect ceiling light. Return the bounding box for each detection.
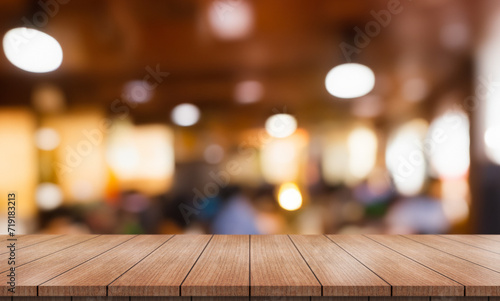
[3,27,63,73]
[208,0,253,40]
[265,114,297,138]
[123,80,154,104]
[325,63,375,99]
[234,80,263,104]
[171,103,200,127]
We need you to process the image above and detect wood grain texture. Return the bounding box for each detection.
[371,298,428,301]
[477,235,500,242]
[290,235,390,296]
[0,235,63,255]
[368,235,500,296]
[431,297,488,301]
[251,298,309,301]
[74,297,129,301]
[0,235,133,296]
[312,297,368,301]
[250,235,321,296]
[108,235,212,296]
[327,235,463,296]
[182,235,249,296]
[39,235,172,296]
[0,235,96,272]
[406,235,500,273]
[13,297,70,301]
[3,235,500,298]
[194,298,248,301]
[440,235,500,253]
[131,297,189,301]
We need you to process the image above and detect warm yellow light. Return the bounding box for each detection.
[47,109,107,203]
[428,110,470,179]
[347,127,377,180]
[36,183,63,210]
[386,119,428,196]
[321,129,348,185]
[277,182,302,211]
[35,127,60,151]
[322,124,377,186]
[265,114,297,138]
[0,109,37,222]
[260,130,308,184]
[107,122,175,195]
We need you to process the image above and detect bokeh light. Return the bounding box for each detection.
[347,127,378,180]
[265,114,297,138]
[123,80,154,104]
[36,183,63,210]
[171,103,201,127]
[386,119,428,196]
[325,63,375,99]
[428,110,470,179]
[207,0,253,40]
[35,127,60,151]
[3,27,63,73]
[277,182,302,211]
[204,144,225,164]
[234,80,263,104]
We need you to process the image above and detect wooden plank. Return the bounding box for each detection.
[431,297,493,301]
[327,235,463,296]
[368,235,500,296]
[252,298,309,301]
[182,235,249,296]
[0,235,96,272]
[0,235,134,296]
[109,235,212,296]
[478,235,500,242]
[0,235,63,255]
[250,235,321,296]
[194,298,248,301]
[372,298,428,301]
[440,235,500,253]
[39,235,172,296]
[74,298,129,301]
[290,235,390,296]
[406,235,500,273]
[132,298,189,301]
[13,297,70,301]
[312,297,368,301]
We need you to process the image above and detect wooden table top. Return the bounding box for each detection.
[1,234,500,298]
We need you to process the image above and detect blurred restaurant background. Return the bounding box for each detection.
[1,0,500,235]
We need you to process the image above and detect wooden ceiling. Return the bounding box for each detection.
[0,0,482,128]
